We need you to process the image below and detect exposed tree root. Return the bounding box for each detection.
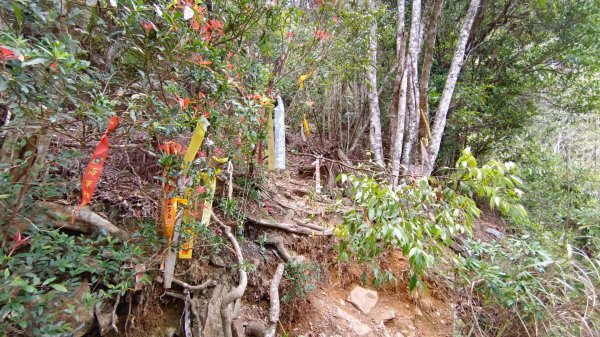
[265,263,285,337]
[213,214,248,337]
[31,201,129,239]
[265,235,293,262]
[173,278,217,291]
[111,294,121,334]
[245,213,332,236]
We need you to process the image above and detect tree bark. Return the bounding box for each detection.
[419,0,444,125]
[427,0,481,174]
[389,0,407,157]
[400,0,422,167]
[366,0,384,166]
[265,263,285,337]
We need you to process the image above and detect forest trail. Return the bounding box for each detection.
[99,149,462,337]
[212,154,456,337]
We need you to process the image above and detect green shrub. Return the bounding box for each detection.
[336,148,526,290]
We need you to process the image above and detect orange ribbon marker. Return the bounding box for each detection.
[72,116,120,223]
[160,141,183,240]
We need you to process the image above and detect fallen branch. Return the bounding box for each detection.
[266,263,285,337]
[245,213,332,236]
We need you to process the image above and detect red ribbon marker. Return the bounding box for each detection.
[72,116,120,223]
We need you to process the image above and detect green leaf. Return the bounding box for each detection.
[51,284,68,293]
[409,273,418,290]
[42,277,57,286]
[22,58,49,66]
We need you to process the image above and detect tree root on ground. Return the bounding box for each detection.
[30,201,129,239]
[265,263,285,337]
[212,214,248,337]
[245,213,332,236]
[111,294,121,333]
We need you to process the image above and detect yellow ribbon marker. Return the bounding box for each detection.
[303,114,310,138]
[178,168,219,259]
[177,118,209,259]
[165,197,188,245]
[183,119,209,166]
[267,106,275,170]
[298,70,313,89]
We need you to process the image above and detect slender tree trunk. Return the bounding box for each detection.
[391,66,408,186]
[419,0,444,124]
[390,0,407,157]
[427,0,481,173]
[400,0,422,167]
[366,0,384,166]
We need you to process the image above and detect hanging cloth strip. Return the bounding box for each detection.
[160,141,183,241]
[72,116,120,223]
[178,119,209,259]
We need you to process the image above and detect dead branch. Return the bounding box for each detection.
[266,263,285,337]
[245,213,332,236]
[32,201,129,239]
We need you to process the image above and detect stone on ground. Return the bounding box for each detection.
[347,285,379,314]
[334,307,372,336]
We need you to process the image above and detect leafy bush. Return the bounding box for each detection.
[454,236,599,336]
[0,228,153,335]
[282,261,320,304]
[336,148,526,290]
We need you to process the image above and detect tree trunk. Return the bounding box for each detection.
[400,0,422,167]
[419,0,444,126]
[389,0,407,157]
[390,65,408,186]
[427,0,481,174]
[366,0,384,166]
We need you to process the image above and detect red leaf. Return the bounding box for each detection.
[178,97,191,109]
[0,46,17,62]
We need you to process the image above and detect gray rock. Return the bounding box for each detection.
[347,285,379,314]
[335,307,372,336]
[484,228,504,239]
[376,309,396,325]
